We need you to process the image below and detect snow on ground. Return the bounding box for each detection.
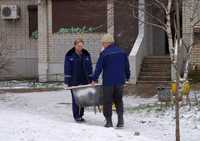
[0,90,200,141]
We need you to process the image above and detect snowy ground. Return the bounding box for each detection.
[0,90,200,141]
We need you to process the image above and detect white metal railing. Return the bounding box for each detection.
[129,0,146,84]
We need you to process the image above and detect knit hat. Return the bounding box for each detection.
[101,34,114,43]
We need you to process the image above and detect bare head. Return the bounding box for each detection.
[101,34,114,48]
[74,38,84,54]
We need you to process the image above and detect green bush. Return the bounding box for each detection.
[58,26,96,33]
[31,31,38,40]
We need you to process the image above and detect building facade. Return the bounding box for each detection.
[0,0,138,82]
[182,0,200,69]
[0,0,38,80]
[0,0,199,83]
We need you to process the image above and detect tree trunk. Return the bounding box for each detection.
[166,0,174,62]
[175,0,181,141]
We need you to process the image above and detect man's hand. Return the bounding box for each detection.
[91,81,96,86]
[125,81,131,85]
[63,84,69,90]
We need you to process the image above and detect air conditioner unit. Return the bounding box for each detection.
[1,5,20,20]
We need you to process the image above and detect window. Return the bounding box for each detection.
[194,27,200,48]
[28,5,38,38]
[52,0,107,33]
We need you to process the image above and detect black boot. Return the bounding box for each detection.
[104,117,113,128]
[116,115,124,128]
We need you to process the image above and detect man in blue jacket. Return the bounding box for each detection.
[92,34,130,128]
[64,38,93,122]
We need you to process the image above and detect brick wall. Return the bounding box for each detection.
[183,0,200,68]
[192,29,200,67]
[0,0,38,79]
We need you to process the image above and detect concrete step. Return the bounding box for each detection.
[142,63,171,67]
[138,78,171,81]
[143,60,171,64]
[142,68,171,72]
[143,58,171,64]
[140,72,171,76]
[138,55,171,83]
[141,67,171,71]
[141,67,171,72]
[144,56,171,59]
[138,76,171,81]
[136,80,171,84]
[139,75,171,79]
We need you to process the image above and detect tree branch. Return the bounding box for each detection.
[132,13,168,33]
[151,0,168,13]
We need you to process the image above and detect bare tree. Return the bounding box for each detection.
[117,1,200,141]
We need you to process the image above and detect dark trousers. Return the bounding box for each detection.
[71,91,84,120]
[103,85,124,118]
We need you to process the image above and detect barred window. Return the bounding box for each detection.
[28,5,38,37]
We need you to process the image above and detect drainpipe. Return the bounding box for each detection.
[107,0,114,35]
[38,0,49,82]
[45,0,49,80]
